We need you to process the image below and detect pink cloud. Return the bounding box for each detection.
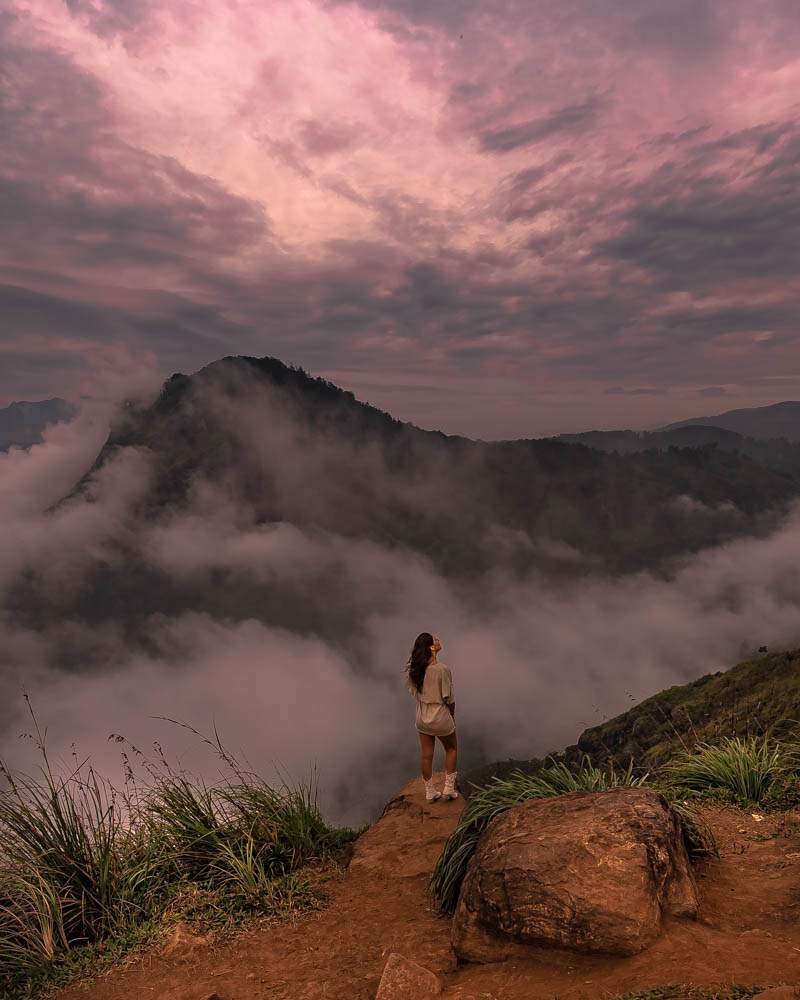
[1,0,800,432]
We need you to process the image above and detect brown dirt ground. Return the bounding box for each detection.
[57,775,800,1000]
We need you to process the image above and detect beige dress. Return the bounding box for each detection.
[408,661,456,737]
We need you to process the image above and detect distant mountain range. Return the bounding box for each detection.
[0,397,77,451]
[661,400,800,441]
[555,424,745,454]
[554,402,800,478]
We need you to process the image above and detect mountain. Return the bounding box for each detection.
[64,355,800,579]
[0,397,77,451]
[661,401,800,441]
[11,354,800,668]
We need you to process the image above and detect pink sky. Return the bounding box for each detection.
[1,0,800,437]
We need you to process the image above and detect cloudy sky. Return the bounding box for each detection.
[2,0,800,438]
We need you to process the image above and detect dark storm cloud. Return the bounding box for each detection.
[64,0,155,39]
[0,282,243,400]
[493,152,575,222]
[298,119,361,158]
[593,120,800,286]
[323,0,482,31]
[0,19,273,395]
[336,0,742,57]
[618,0,727,59]
[479,95,610,155]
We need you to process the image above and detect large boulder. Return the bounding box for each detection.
[452,787,698,962]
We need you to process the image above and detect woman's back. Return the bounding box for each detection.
[414,661,452,703]
[409,661,455,736]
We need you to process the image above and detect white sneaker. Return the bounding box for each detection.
[442,771,459,800]
[424,778,441,801]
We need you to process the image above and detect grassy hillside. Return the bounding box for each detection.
[463,648,800,792]
[577,647,800,770]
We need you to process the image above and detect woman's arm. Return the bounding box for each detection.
[442,666,455,717]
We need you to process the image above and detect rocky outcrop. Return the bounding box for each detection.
[452,787,698,962]
[375,953,442,998]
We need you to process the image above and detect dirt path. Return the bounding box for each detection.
[59,778,800,1000]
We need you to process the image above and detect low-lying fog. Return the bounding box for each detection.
[3,366,800,825]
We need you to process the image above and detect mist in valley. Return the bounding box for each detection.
[3,359,800,826]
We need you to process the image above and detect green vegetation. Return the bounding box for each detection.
[462,650,800,800]
[663,735,799,805]
[577,648,800,773]
[0,711,358,999]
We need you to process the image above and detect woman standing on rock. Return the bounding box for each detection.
[405,632,458,802]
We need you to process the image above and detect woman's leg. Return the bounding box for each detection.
[439,731,457,776]
[418,732,436,780]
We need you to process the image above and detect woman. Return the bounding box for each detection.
[405,631,458,802]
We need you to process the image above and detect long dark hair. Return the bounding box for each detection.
[407,632,434,692]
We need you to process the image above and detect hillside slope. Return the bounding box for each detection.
[463,648,800,791]
[577,647,800,770]
[553,425,800,482]
[555,424,746,453]
[55,775,800,1000]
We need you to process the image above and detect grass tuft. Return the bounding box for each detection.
[0,708,357,998]
[662,735,790,805]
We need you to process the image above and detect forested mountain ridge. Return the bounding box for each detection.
[67,355,800,578]
[554,424,800,479]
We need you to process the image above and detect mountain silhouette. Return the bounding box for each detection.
[0,397,77,451]
[661,400,800,441]
[63,355,799,577]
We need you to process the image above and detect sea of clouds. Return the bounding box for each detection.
[2,362,800,825]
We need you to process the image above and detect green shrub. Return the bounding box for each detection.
[661,736,788,804]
